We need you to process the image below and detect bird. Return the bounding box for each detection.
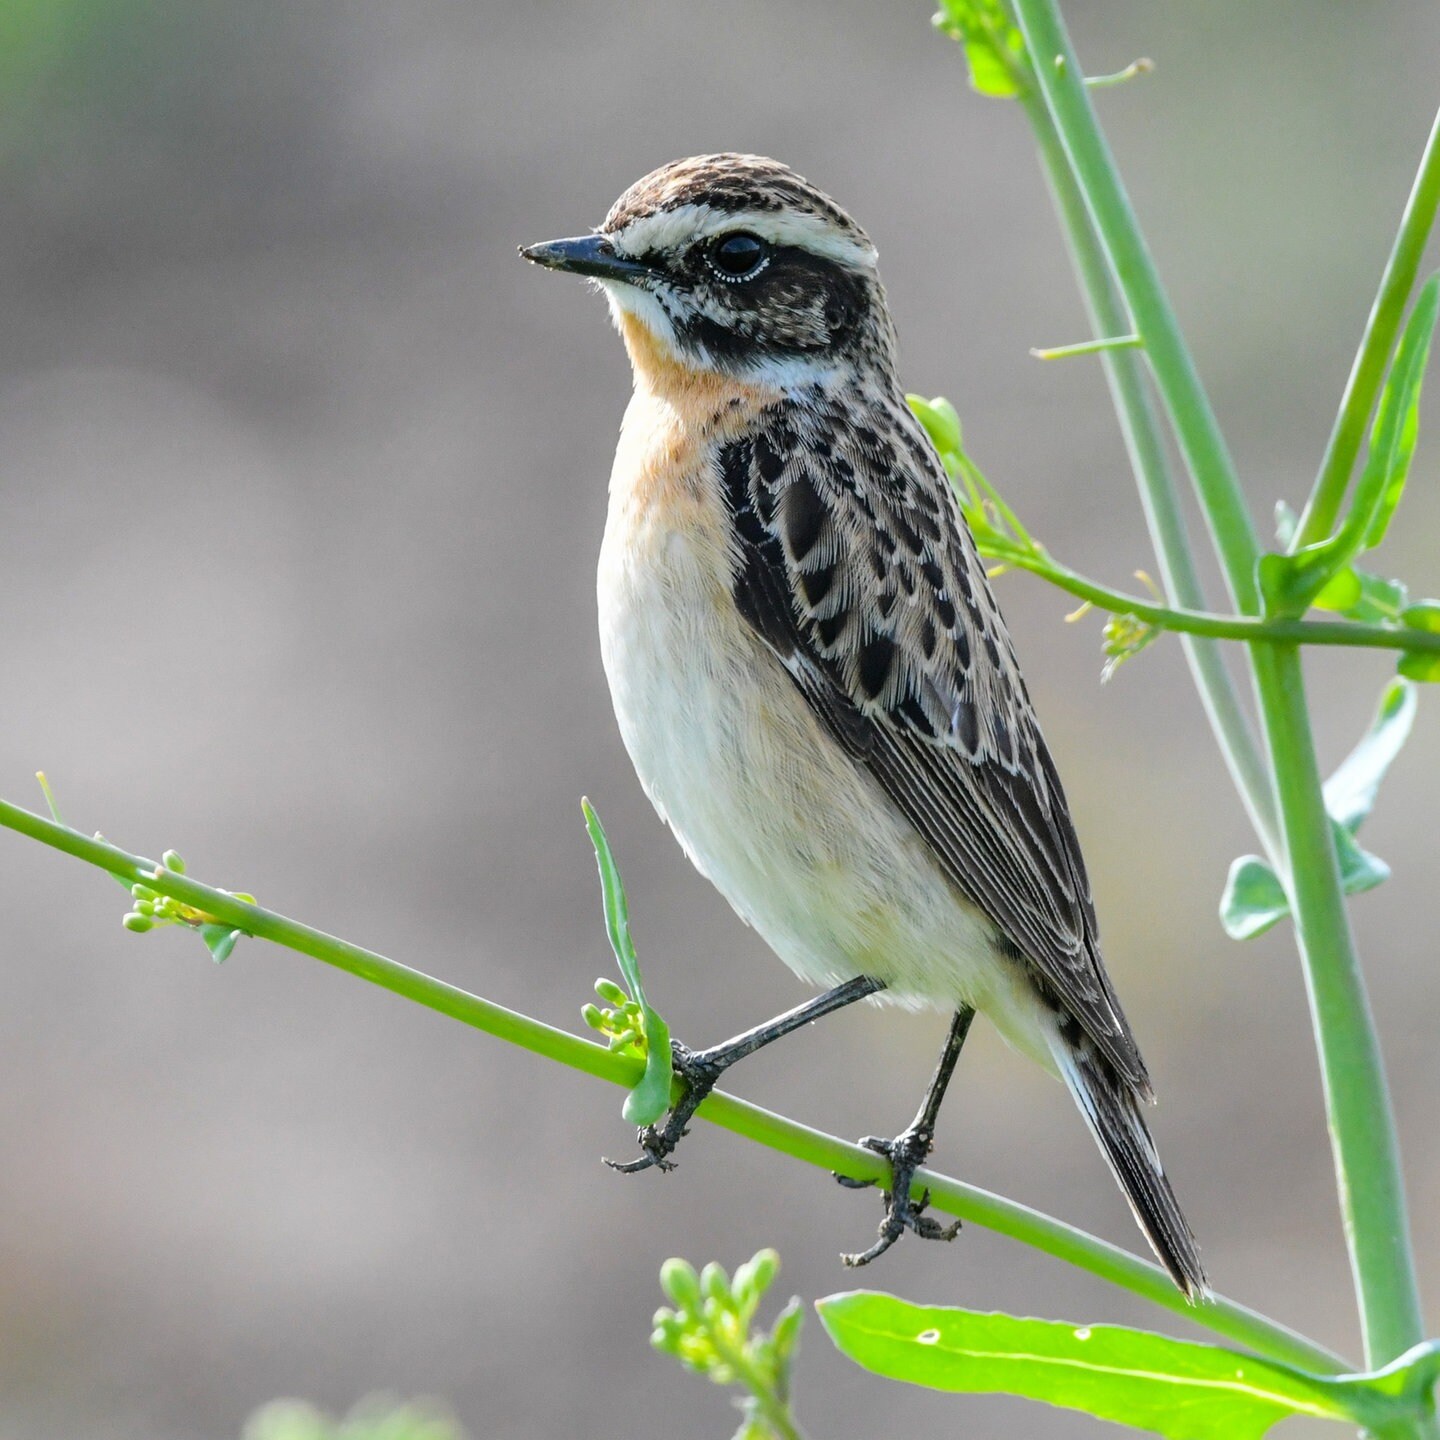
[520,153,1205,1297]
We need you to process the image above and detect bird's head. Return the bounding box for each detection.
[521,154,896,389]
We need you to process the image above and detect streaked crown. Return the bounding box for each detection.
[523,154,896,385]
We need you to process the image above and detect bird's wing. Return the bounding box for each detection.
[720,388,1147,1089]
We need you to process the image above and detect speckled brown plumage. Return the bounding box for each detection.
[522,152,1205,1297]
[719,382,1147,1089]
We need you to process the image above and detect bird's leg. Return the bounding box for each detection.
[607,974,884,1174]
[838,1004,975,1266]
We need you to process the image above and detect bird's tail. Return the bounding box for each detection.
[1052,1030,1209,1302]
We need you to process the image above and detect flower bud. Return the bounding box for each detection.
[659,1258,701,1310]
[594,978,628,1007]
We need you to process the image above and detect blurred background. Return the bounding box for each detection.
[0,2,1437,1436]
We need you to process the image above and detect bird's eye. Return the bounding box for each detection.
[707,232,769,281]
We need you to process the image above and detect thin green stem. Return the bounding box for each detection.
[1029,333,1140,360]
[1015,68,1279,856]
[1250,648,1428,1369]
[1013,0,1261,615]
[1083,57,1152,91]
[998,547,1440,654]
[712,1337,806,1440]
[0,795,1343,1375]
[1004,0,1433,1388]
[1295,107,1440,549]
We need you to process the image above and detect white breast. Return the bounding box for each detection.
[593,392,1031,1036]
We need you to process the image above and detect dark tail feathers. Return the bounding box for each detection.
[1055,1036,1208,1301]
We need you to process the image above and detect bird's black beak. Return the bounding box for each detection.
[518,234,652,283]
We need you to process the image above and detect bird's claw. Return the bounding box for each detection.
[605,1041,720,1175]
[604,1126,681,1174]
[838,1128,961,1266]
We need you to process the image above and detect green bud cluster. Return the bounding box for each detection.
[650,1250,804,1433]
[119,850,255,963]
[579,977,649,1059]
[1101,612,1160,680]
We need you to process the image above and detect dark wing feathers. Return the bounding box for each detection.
[718,390,1148,1090]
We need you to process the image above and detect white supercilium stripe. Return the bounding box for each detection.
[608,203,878,271]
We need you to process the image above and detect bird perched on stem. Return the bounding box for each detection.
[521,153,1205,1298]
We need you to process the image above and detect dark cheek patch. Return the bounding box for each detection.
[676,251,869,364]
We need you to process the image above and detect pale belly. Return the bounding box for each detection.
[596,502,1043,1043]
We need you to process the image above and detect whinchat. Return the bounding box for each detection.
[522,154,1205,1297]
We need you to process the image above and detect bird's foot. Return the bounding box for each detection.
[604,1041,724,1175]
[835,1126,961,1266]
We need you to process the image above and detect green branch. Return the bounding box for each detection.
[1005,0,1432,1380]
[1250,647,1428,1368]
[998,546,1440,655]
[0,794,1342,1376]
[1010,56,1280,856]
[1295,107,1440,548]
[1012,0,1261,616]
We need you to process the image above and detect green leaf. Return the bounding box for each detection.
[1403,599,1440,633]
[1400,601,1440,679]
[1261,275,1437,616]
[1330,822,1390,895]
[1256,545,1335,619]
[1310,565,1362,612]
[1398,650,1440,683]
[199,921,244,964]
[1361,272,1440,551]
[1322,679,1417,832]
[1219,856,1290,940]
[1220,821,1390,940]
[1342,568,1409,624]
[1307,563,1408,623]
[932,0,1026,98]
[1223,679,1415,935]
[817,1293,1431,1438]
[581,799,673,1127]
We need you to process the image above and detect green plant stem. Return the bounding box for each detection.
[1029,333,1140,360]
[1295,107,1440,549]
[997,546,1440,655]
[712,1337,806,1440]
[0,795,1342,1376]
[1015,68,1280,857]
[1250,647,1427,1369]
[1006,0,1433,1390]
[1012,0,1261,616]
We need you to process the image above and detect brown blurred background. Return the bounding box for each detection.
[0,3,1437,1436]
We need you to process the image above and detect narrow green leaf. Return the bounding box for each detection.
[581,799,673,1127]
[1322,679,1417,832]
[817,1293,1414,1438]
[1362,272,1440,551]
[1219,856,1289,940]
